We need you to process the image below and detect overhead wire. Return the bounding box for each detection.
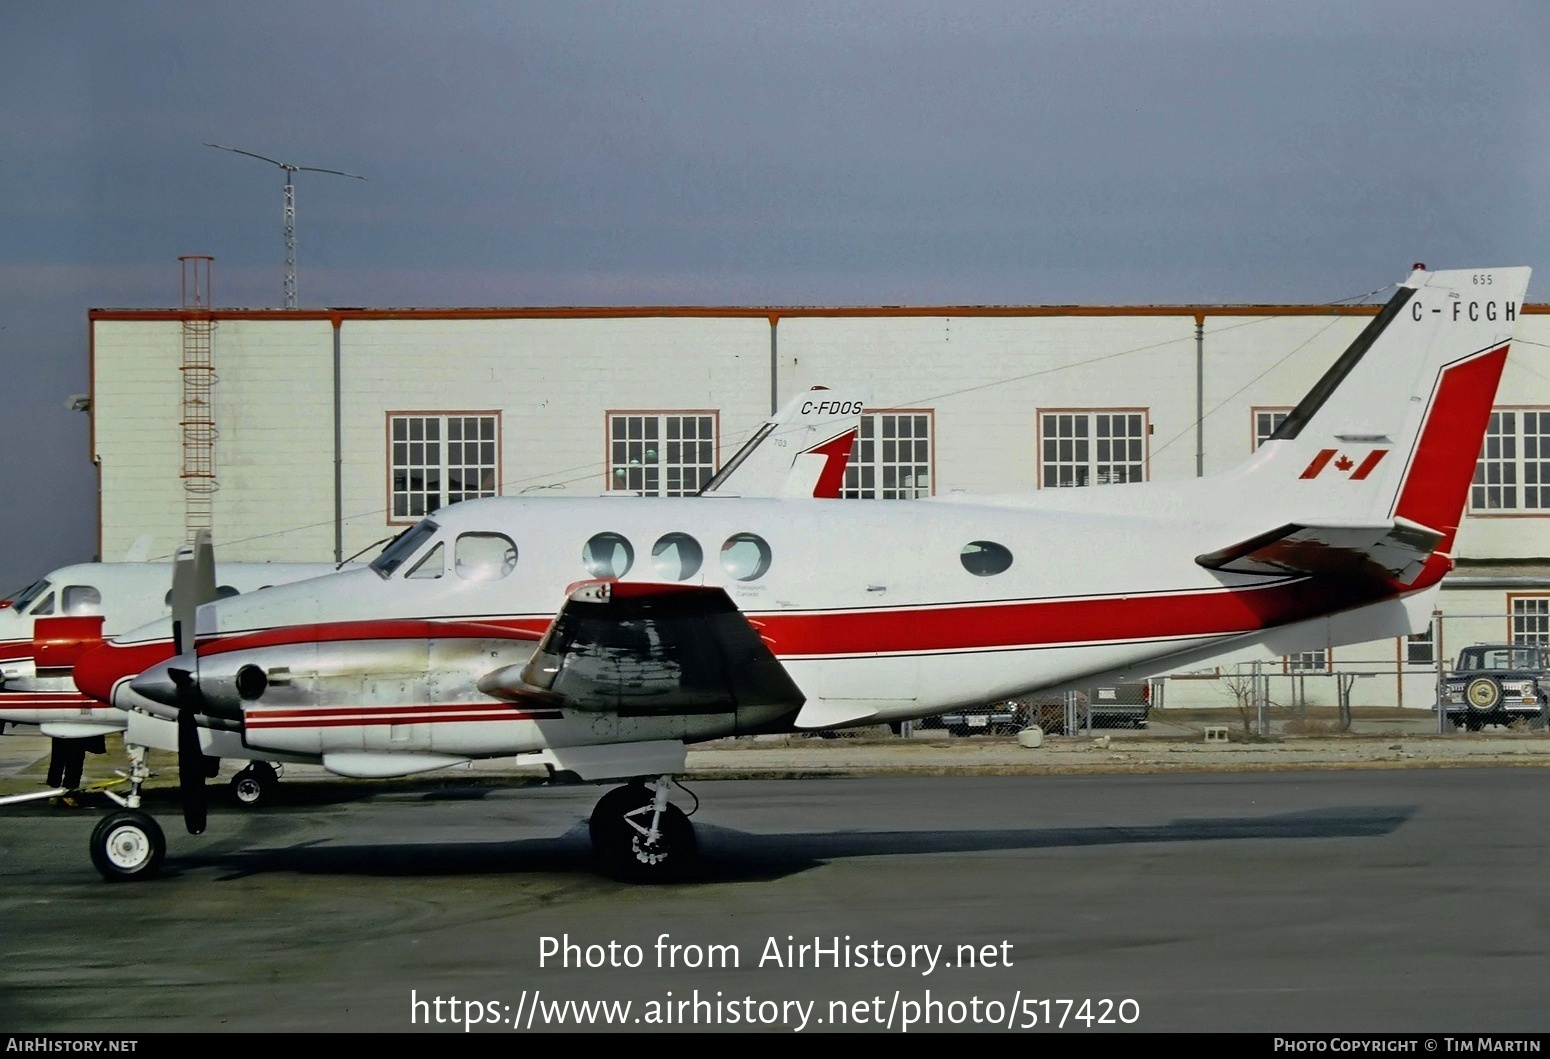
[138,284,1406,560]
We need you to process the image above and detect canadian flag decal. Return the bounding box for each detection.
[1299,448,1388,480]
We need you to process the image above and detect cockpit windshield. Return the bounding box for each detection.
[370,520,440,578]
[9,579,51,614]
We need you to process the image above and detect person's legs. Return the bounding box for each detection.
[46,738,65,787]
[61,739,87,789]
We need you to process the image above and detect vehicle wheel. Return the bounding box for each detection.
[229,762,278,808]
[90,810,165,882]
[600,801,696,883]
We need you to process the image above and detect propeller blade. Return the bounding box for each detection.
[176,701,208,836]
[169,530,217,655]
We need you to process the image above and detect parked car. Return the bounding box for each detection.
[1028,682,1152,734]
[1439,643,1550,730]
[931,700,1027,736]
[931,682,1152,737]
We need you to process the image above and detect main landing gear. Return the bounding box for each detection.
[230,762,280,808]
[587,776,697,882]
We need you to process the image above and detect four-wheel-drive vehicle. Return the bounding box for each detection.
[1440,644,1550,730]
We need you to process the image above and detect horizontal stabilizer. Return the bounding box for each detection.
[478,581,806,716]
[1195,519,1444,583]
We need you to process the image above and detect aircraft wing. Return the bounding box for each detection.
[1195,518,1444,583]
[476,581,806,717]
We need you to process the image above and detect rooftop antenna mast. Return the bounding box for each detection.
[204,143,366,309]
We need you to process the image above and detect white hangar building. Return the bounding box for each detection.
[85,289,1550,711]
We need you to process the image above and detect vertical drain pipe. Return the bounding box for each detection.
[1194,312,1206,477]
[332,315,343,564]
[768,314,780,415]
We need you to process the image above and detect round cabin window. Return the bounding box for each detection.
[960,540,1013,576]
[583,532,634,579]
[651,533,703,581]
[720,533,772,582]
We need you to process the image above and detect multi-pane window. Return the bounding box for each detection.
[1254,408,1292,450]
[608,413,717,496]
[1039,411,1147,488]
[1472,410,1550,512]
[1511,597,1550,644]
[1406,624,1434,665]
[842,412,933,499]
[1286,649,1328,672]
[390,413,499,521]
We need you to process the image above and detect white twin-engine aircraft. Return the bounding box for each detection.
[71,266,1530,883]
[0,559,344,807]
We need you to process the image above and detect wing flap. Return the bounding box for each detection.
[1195,519,1444,583]
[477,581,806,716]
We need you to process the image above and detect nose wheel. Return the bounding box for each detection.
[90,810,166,881]
[588,776,696,882]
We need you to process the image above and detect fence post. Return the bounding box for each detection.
[1434,610,1447,735]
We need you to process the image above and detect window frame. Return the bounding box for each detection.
[604,409,720,497]
[1469,406,1550,517]
[1508,594,1550,644]
[1283,649,1331,674]
[841,409,936,500]
[1252,406,1294,451]
[385,410,502,526]
[1036,407,1151,489]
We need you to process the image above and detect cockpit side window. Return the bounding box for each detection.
[407,542,446,580]
[455,533,517,581]
[32,591,56,616]
[370,519,440,578]
[62,585,103,615]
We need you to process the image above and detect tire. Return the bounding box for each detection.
[230,762,278,808]
[90,810,166,882]
[601,801,696,884]
[588,782,651,850]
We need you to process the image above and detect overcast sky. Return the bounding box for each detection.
[2,1,1547,592]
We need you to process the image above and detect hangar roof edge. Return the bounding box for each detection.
[85,302,1550,322]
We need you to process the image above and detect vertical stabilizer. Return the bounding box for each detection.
[699,387,864,498]
[1228,266,1530,565]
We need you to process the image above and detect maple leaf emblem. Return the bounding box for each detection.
[1335,455,1353,472]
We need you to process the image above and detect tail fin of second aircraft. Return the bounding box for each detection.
[698,387,864,499]
[1203,266,1531,584]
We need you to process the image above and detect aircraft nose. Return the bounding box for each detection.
[73,639,177,705]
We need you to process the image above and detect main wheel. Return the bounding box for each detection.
[588,782,651,849]
[230,762,279,808]
[605,802,696,883]
[90,810,166,882]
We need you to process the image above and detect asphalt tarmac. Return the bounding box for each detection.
[1,744,1548,1033]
